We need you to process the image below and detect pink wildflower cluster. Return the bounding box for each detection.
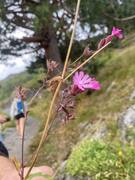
[49,27,123,124]
[71,71,101,96]
[70,27,123,96]
[98,27,123,49]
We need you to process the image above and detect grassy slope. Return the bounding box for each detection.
[1,33,135,170]
[0,69,45,106]
[29,34,135,168]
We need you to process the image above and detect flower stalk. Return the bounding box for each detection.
[64,41,111,82]
[24,0,81,178]
[23,3,123,179]
[69,54,83,66]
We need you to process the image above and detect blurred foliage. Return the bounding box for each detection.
[80,0,135,32]
[0,69,45,105]
[28,33,135,167]
[66,139,135,179]
[27,56,47,74]
[0,0,135,69]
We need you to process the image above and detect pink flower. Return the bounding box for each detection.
[111,27,123,39]
[71,71,101,96]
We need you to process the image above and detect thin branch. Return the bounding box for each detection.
[22,47,40,55]
[20,111,28,180]
[69,54,83,66]
[114,15,135,21]
[6,10,30,14]
[21,0,41,5]
[22,36,43,43]
[60,1,74,18]
[28,85,45,106]
[24,0,81,178]
[8,19,34,31]
[64,42,111,81]
[104,12,135,22]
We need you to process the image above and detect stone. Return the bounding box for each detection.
[130,90,135,100]
[119,104,135,142]
[120,105,135,127]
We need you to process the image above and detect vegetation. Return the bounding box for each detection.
[0,31,135,179]
[66,139,135,179]
[0,1,135,179]
[27,33,135,171]
[0,69,45,106]
[1,0,135,71]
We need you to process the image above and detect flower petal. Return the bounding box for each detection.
[78,71,84,80]
[72,71,101,95]
[81,74,91,83]
[73,71,79,84]
[111,27,123,39]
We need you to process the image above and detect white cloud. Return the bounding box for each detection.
[0,27,34,80]
[0,55,31,80]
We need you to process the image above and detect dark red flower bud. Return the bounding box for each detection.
[105,35,113,43]
[98,38,106,49]
[83,47,93,58]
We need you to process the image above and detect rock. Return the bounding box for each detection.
[55,121,107,180]
[3,117,40,162]
[55,174,91,180]
[106,81,116,94]
[119,105,135,143]
[79,121,107,141]
[54,160,91,180]
[119,105,135,127]
[130,89,135,100]
[79,121,89,129]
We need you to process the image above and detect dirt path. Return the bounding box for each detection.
[3,117,40,162]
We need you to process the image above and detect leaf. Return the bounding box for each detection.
[27,172,53,180]
[11,157,21,171]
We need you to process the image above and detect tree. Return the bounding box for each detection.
[0,0,135,73]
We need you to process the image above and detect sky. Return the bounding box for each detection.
[0,28,34,80]
[0,55,32,80]
[0,24,85,81]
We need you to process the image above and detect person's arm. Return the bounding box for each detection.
[0,156,20,180]
[0,155,53,180]
[10,100,16,120]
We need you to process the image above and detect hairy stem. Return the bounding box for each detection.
[24,0,81,179]
[69,54,83,67]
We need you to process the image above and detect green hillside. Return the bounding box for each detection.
[0,33,135,179]
[0,69,45,108]
[29,34,135,179]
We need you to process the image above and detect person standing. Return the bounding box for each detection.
[10,86,28,139]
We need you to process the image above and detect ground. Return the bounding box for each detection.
[3,116,40,163]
